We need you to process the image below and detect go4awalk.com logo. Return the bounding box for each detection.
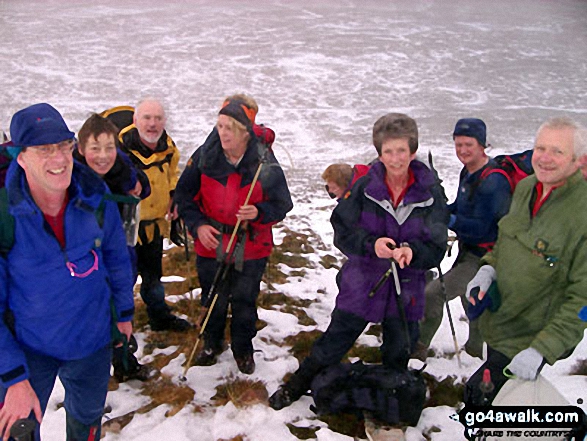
[453,405,587,440]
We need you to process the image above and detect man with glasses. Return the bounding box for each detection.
[0,103,135,440]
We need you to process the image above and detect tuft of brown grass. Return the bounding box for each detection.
[422,372,464,408]
[212,377,269,408]
[316,413,366,439]
[286,423,320,439]
[569,358,587,375]
[284,330,323,363]
[103,375,198,434]
[162,243,201,296]
[346,345,382,364]
[319,254,342,270]
[141,375,196,417]
[257,291,317,327]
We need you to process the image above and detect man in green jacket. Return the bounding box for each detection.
[464,116,587,406]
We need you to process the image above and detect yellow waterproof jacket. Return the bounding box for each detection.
[119,126,179,243]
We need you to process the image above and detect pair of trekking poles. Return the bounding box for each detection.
[369,241,462,367]
[179,156,266,382]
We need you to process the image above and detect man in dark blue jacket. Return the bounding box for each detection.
[0,104,135,440]
[416,118,512,360]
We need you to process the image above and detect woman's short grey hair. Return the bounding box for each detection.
[372,113,419,156]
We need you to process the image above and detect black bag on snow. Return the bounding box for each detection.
[310,361,426,426]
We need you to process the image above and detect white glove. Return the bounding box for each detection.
[506,347,544,381]
[465,265,496,303]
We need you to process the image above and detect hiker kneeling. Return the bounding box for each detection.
[269,113,449,433]
[464,117,587,406]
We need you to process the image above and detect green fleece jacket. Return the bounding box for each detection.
[480,170,587,364]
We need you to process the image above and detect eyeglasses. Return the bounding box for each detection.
[27,139,75,158]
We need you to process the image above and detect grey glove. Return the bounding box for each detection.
[465,265,496,302]
[506,347,544,381]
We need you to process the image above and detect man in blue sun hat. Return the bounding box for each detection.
[0,103,135,440]
[416,118,512,361]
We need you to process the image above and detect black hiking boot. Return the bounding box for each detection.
[235,353,255,375]
[193,346,223,366]
[149,310,191,332]
[268,383,307,410]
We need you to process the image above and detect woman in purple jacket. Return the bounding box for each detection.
[270,113,448,411]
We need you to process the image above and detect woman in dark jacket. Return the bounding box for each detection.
[175,95,292,374]
[269,113,448,413]
[74,114,153,383]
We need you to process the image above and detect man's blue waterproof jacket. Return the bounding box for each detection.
[0,161,135,388]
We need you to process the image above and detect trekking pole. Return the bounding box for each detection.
[10,419,36,441]
[438,265,462,368]
[389,256,412,357]
[369,243,412,355]
[367,243,397,298]
[180,159,264,382]
[182,219,197,316]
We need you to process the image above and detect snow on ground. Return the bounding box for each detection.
[2,0,587,439]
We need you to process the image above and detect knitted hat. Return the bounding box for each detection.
[453,118,487,147]
[218,99,255,130]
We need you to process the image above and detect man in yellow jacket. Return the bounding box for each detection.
[119,98,190,331]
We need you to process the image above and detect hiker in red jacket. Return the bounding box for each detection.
[175,95,292,375]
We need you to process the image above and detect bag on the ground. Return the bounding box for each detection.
[310,361,426,426]
[481,149,534,192]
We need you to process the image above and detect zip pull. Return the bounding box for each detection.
[65,260,76,277]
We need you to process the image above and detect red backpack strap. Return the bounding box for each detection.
[481,167,514,192]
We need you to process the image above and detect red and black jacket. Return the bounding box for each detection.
[175,127,292,260]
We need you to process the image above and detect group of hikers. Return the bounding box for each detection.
[0,95,586,441]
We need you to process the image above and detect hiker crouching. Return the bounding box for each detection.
[175,95,293,375]
[416,118,512,360]
[269,114,448,430]
[464,117,587,405]
[0,103,135,440]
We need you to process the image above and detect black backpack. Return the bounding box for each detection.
[310,361,426,426]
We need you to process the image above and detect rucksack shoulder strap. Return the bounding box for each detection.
[0,187,15,256]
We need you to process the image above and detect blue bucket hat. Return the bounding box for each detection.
[453,118,487,147]
[8,103,75,158]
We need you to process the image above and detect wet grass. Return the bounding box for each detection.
[212,377,269,408]
[423,372,465,408]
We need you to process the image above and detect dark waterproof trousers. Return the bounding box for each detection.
[196,255,267,358]
[290,308,420,395]
[464,345,511,406]
[419,250,483,356]
[136,221,169,317]
[0,344,111,441]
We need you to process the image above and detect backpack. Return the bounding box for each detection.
[0,146,14,255]
[100,105,135,133]
[310,361,426,426]
[481,149,534,193]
